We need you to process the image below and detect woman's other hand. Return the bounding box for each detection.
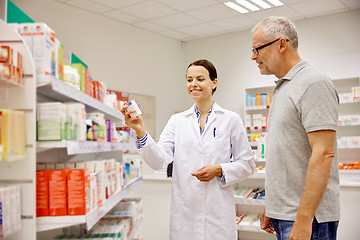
[191,165,222,182]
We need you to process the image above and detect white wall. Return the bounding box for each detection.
[11,0,190,140]
[183,9,360,240]
[184,9,360,117]
[10,2,360,239]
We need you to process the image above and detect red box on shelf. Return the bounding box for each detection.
[67,168,90,215]
[48,170,67,216]
[36,170,49,217]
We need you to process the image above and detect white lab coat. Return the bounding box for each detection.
[139,103,255,240]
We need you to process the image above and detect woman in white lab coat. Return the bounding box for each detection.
[121,59,255,240]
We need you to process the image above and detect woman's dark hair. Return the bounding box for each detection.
[187,59,217,94]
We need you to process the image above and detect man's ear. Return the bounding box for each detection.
[279,38,288,53]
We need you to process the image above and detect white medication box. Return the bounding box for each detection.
[126,100,142,118]
[37,102,66,141]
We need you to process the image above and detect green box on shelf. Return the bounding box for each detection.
[70,63,86,93]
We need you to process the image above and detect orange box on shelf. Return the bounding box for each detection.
[0,63,12,79]
[17,51,22,70]
[85,68,92,97]
[67,168,90,215]
[0,45,12,65]
[36,171,49,217]
[48,170,67,216]
[92,80,98,100]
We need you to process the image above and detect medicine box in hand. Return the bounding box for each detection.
[126,100,142,118]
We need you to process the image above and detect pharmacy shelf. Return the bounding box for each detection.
[245,106,270,111]
[37,140,136,154]
[338,146,360,149]
[338,124,360,127]
[143,174,172,181]
[340,170,360,174]
[248,172,266,179]
[37,77,124,122]
[36,177,143,232]
[340,170,360,187]
[246,126,266,130]
[236,224,263,232]
[126,215,144,240]
[0,18,37,240]
[0,154,27,163]
[0,77,24,88]
[235,197,265,206]
[255,159,266,163]
[339,101,360,105]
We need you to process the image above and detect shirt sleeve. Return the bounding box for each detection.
[136,132,148,149]
[298,80,339,133]
[218,114,255,187]
[138,116,175,170]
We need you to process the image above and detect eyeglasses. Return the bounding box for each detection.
[252,38,287,55]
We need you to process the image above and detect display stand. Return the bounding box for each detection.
[0,18,37,240]
[36,177,143,232]
[238,77,360,238]
[0,18,142,239]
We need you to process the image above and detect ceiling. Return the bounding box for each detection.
[55,0,360,41]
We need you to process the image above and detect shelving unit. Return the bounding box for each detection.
[334,77,360,166]
[0,76,24,88]
[238,78,360,239]
[36,177,143,232]
[236,225,263,232]
[243,85,274,122]
[238,85,270,237]
[235,197,264,206]
[0,17,142,239]
[0,18,37,240]
[37,77,124,122]
[37,140,136,155]
[127,215,144,240]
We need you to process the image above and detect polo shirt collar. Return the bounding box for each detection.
[274,60,308,86]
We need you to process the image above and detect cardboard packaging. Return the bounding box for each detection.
[67,168,90,215]
[36,171,49,217]
[32,23,55,85]
[48,170,67,216]
[37,102,66,141]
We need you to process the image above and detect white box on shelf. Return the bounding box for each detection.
[126,100,142,118]
[32,23,55,85]
[37,102,66,141]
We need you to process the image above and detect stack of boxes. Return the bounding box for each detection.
[36,156,142,217]
[0,45,23,85]
[17,23,62,86]
[0,110,25,161]
[52,198,143,240]
[338,86,360,103]
[12,22,122,112]
[0,185,22,238]
[37,102,133,144]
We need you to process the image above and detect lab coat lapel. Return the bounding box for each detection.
[184,105,202,143]
[201,103,217,138]
[191,111,202,143]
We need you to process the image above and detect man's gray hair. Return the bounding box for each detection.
[252,16,299,49]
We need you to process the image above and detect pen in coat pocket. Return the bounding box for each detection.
[213,127,216,137]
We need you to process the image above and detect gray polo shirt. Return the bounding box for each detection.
[265,61,340,223]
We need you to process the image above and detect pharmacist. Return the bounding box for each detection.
[121,59,255,240]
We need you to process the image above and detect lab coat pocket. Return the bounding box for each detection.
[211,129,231,163]
[170,190,184,232]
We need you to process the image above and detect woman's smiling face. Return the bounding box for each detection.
[186,65,217,102]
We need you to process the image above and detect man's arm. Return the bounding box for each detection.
[289,130,336,240]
